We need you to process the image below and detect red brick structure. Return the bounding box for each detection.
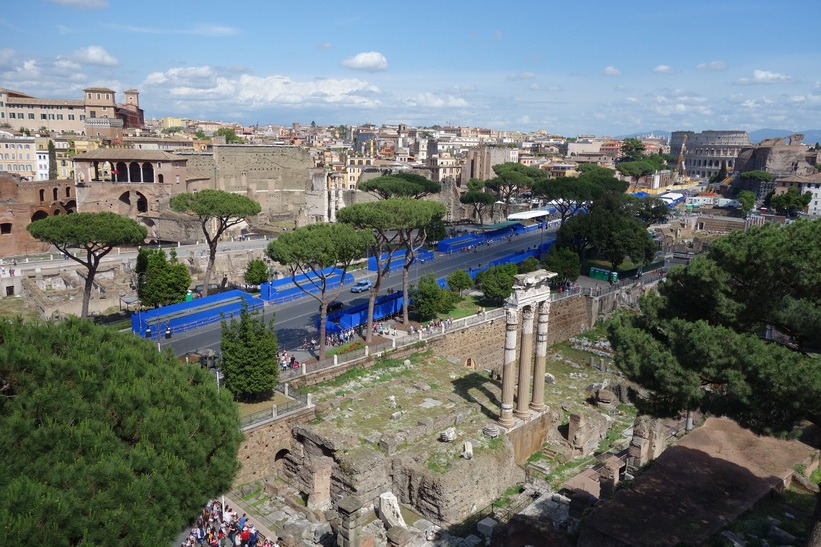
[0,173,76,256]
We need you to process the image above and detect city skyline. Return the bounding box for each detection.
[2,0,819,136]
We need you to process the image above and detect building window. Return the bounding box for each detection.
[9,113,14,119]
[28,114,34,120]
[80,115,85,121]
[0,223,11,235]
[57,115,63,120]
[68,115,74,121]
[96,93,100,99]
[41,114,47,120]
[49,114,55,120]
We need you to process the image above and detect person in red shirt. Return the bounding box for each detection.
[239,526,251,547]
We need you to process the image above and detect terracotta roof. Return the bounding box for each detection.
[7,98,85,107]
[72,149,188,161]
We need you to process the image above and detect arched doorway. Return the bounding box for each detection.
[135,191,148,213]
[31,210,49,222]
[128,162,141,183]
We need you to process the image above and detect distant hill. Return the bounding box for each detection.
[614,129,821,145]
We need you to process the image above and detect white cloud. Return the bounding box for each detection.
[735,69,793,85]
[341,51,388,72]
[602,66,622,77]
[316,43,334,49]
[507,72,535,81]
[142,65,383,109]
[696,61,726,71]
[109,23,237,37]
[68,45,119,67]
[652,65,675,74]
[404,93,468,108]
[46,0,109,9]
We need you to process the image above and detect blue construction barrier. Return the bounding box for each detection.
[260,267,354,304]
[131,289,264,340]
[367,248,434,273]
[319,292,405,333]
[438,234,483,253]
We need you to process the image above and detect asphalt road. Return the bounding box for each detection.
[161,227,557,357]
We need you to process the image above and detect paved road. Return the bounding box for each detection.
[161,228,557,357]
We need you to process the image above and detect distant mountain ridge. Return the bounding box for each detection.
[614,129,821,145]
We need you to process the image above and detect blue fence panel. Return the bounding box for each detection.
[367,249,434,273]
[260,268,354,302]
[437,234,483,253]
[131,290,264,339]
[323,292,405,331]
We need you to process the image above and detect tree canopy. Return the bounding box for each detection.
[608,219,821,434]
[0,317,241,545]
[738,170,773,183]
[136,248,192,308]
[616,161,656,184]
[476,263,519,303]
[27,212,147,318]
[220,305,279,401]
[409,272,457,322]
[244,258,270,287]
[170,190,261,297]
[266,223,372,358]
[770,187,812,216]
[460,190,497,225]
[214,127,241,143]
[735,190,756,217]
[485,162,543,217]
[619,138,646,163]
[543,246,581,283]
[337,198,444,338]
[358,172,440,200]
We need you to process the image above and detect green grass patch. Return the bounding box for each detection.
[810,468,821,484]
[489,437,504,450]
[426,452,452,473]
[240,482,263,501]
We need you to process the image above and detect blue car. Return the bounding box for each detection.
[350,279,373,293]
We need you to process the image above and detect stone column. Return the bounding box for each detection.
[499,308,518,428]
[514,305,534,419]
[336,495,363,547]
[530,299,550,411]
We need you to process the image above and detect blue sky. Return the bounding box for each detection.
[2,0,819,136]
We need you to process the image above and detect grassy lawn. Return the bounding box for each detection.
[582,257,638,273]
[438,294,490,320]
[237,390,294,417]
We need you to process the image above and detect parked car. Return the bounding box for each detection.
[350,279,373,293]
[321,300,344,312]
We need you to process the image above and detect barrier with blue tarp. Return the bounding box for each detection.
[437,233,483,253]
[260,267,354,304]
[131,289,263,339]
[367,249,434,273]
[319,292,405,332]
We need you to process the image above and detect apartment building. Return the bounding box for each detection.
[0,87,144,137]
[0,131,36,180]
[459,146,518,187]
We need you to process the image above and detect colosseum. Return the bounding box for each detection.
[670,130,751,180]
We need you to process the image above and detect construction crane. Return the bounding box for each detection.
[675,134,688,182]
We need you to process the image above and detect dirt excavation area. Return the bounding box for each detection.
[578,417,819,546]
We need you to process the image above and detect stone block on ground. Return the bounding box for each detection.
[312,522,333,543]
[476,517,497,537]
[378,492,407,529]
[462,534,483,546]
[545,372,556,385]
[412,519,434,533]
[439,427,457,442]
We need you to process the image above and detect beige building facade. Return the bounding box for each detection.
[0,87,143,137]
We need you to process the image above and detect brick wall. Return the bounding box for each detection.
[235,406,316,485]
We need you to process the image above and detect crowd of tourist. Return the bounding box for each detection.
[180,499,282,547]
[277,350,301,371]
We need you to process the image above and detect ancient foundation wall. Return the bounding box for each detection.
[507,410,560,466]
[235,407,316,485]
[390,443,526,525]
